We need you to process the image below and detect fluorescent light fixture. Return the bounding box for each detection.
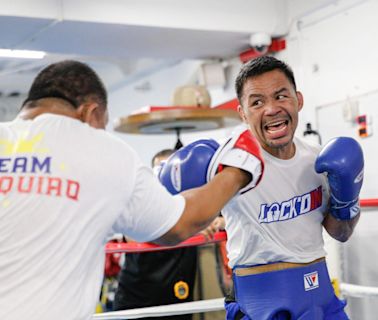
[0,49,46,59]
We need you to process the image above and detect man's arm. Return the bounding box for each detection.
[154,130,263,245]
[155,167,247,245]
[323,212,360,242]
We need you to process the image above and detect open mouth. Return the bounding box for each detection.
[264,119,289,138]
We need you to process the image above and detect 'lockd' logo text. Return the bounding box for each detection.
[259,186,322,223]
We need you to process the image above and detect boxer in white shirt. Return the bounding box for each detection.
[0,60,263,320]
[227,56,362,319]
[160,56,363,320]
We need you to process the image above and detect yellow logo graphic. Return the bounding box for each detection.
[0,132,49,155]
[174,281,189,300]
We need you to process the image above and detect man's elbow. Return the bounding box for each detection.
[329,228,353,243]
[153,223,192,246]
[333,233,350,243]
[154,233,186,246]
[324,214,359,243]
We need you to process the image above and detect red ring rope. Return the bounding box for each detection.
[361,198,378,207]
[105,231,227,253]
[106,198,378,254]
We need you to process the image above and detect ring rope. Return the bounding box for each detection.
[93,298,225,319]
[93,282,378,319]
[105,231,227,253]
[99,199,378,318]
[360,198,378,207]
[106,198,376,254]
[341,283,378,298]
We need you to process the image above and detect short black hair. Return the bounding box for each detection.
[22,60,107,109]
[151,149,175,167]
[235,56,296,103]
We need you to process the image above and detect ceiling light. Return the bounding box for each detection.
[0,49,46,59]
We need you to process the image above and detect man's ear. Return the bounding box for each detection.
[296,91,304,112]
[237,104,247,123]
[77,103,105,129]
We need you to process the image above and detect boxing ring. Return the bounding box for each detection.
[93,198,378,319]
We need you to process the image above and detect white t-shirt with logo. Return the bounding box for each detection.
[0,114,184,320]
[223,137,329,268]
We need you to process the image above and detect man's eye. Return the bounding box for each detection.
[277,94,286,100]
[251,100,263,107]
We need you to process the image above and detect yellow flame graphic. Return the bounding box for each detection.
[0,132,49,155]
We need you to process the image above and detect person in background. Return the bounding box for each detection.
[200,216,225,241]
[114,149,198,320]
[97,234,124,312]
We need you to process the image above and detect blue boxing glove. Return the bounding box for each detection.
[159,129,264,195]
[315,137,364,220]
[158,139,219,194]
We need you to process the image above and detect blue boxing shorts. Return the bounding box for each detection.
[233,258,348,320]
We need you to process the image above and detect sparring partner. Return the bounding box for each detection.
[224,56,363,319]
[114,149,198,320]
[0,60,263,320]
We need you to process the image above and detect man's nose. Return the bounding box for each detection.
[264,99,281,115]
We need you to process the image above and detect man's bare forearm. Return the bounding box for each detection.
[155,167,248,245]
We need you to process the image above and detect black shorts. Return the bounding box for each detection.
[114,247,198,320]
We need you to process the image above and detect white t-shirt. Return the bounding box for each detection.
[223,137,329,268]
[0,114,185,320]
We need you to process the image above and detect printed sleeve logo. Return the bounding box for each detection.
[304,271,319,291]
[258,186,322,223]
[0,133,80,203]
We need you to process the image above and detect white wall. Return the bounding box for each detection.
[0,95,26,121]
[284,0,378,129]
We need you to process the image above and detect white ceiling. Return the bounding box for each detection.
[0,0,353,98]
[0,0,292,96]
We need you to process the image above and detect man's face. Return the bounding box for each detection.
[238,69,303,158]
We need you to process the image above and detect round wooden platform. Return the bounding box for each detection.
[114,107,242,134]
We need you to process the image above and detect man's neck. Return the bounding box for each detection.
[18,98,79,121]
[263,142,296,160]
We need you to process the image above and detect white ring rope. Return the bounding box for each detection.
[93,283,378,319]
[92,298,224,319]
[341,283,378,298]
